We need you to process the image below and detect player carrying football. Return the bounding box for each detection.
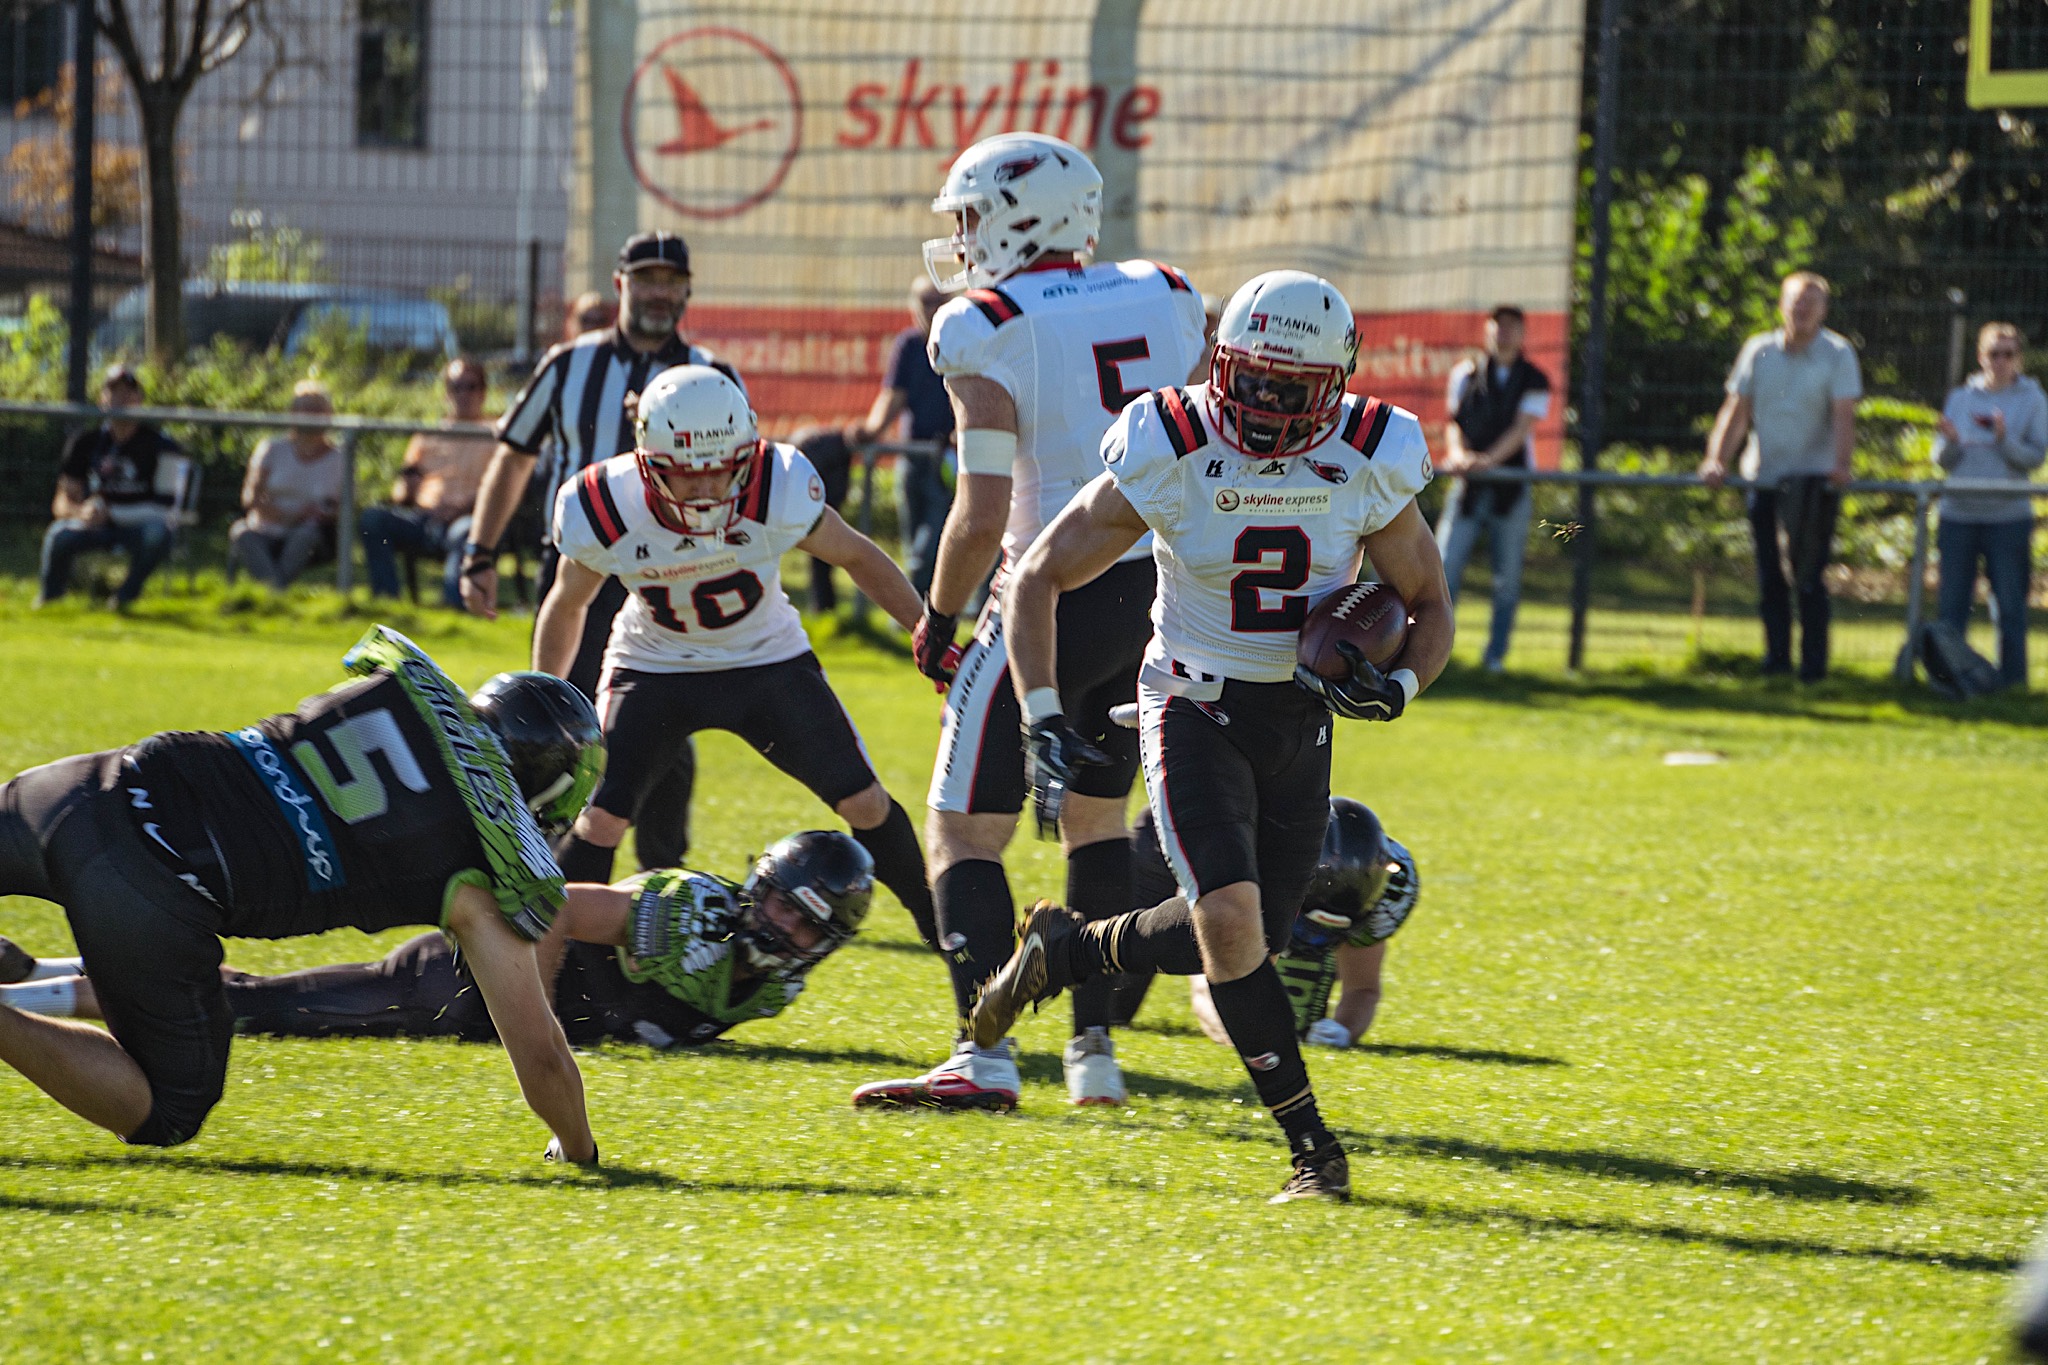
[854,131,1209,1112]
[534,365,938,948]
[3,832,874,1052]
[971,270,1454,1200]
[0,628,604,1162]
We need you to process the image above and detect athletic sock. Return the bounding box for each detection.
[932,859,1015,1030]
[1106,971,1155,1028]
[554,833,619,886]
[1206,962,1333,1159]
[1072,898,1205,980]
[852,800,937,950]
[1065,838,1134,1033]
[0,977,79,1017]
[28,957,83,981]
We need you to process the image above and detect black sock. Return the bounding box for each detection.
[1207,962,1332,1159]
[1073,898,1205,980]
[932,859,1015,1031]
[853,800,936,950]
[1106,971,1154,1028]
[1065,838,1133,1033]
[554,833,618,886]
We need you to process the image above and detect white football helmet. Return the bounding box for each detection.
[633,365,761,535]
[1210,271,1359,457]
[923,133,1102,293]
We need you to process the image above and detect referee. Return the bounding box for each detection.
[459,231,743,868]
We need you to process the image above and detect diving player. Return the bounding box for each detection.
[855,131,1209,1112]
[4,833,874,1052]
[972,270,1454,1200]
[0,628,605,1162]
[535,365,938,949]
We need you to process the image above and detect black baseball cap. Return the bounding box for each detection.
[102,362,142,391]
[617,231,690,275]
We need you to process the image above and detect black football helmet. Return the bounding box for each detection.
[738,831,875,971]
[469,672,606,835]
[1292,797,1396,954]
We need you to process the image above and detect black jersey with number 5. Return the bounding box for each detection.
[123,672,491,939]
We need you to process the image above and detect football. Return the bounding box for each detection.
[1297,582,1408,680]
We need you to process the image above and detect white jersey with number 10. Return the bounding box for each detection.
[926,258,1209,569]
[1104,384,1434,685]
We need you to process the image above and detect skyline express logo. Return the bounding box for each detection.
[1214,487,1332,515]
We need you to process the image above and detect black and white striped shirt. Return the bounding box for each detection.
[495,327,745,544]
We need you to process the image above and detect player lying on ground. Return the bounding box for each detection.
[0,833,873,1052]
[1111,800,1419,1048]
[973,270,1453,1201]
[535,365,938,951]
[857,130,1209,1113]
[0,628,605,1163]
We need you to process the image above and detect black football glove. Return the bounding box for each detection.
[1026,716,1111,839]
[1294,640,1407,721]
[912,600,963,692]
[544,1137,601,1168]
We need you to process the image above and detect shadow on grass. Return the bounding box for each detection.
[1117,1018,1211,1041]
[1355,1042,1569,1068]
[0,1153,924,1199]
[1345,1190,2014,1275]
[846,937,937,957]
[1015,1054,1241,1104]
[0,1191,177,1217]
[705,1041,930,1070]
[1346,1131,1924,1204]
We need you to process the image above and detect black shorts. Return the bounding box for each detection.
[553,942,736,1048]
[226,931,496,1042]
[593,653,878,821]
[0,753,231,1147]
[928,557,1154,815]
[1138,679,1332,952]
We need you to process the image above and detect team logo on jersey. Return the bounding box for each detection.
[994,153,1046,183]
[809,475,823,501]
[1305,458,1350,485]
[1215,488,1331,515]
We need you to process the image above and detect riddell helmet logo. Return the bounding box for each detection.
[624,28,803,220]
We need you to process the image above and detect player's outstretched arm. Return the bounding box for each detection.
[447,883,596,1163]
[1326,940,1388,1044]
[533,556,607,677]
[799,507,924,631]
[1359,501,1455,693]
[1006,473,1149,700]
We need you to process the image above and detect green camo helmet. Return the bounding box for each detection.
[469,672,605,835]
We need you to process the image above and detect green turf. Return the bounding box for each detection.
[2,594,2046,1362]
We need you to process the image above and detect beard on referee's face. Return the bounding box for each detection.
[616,267,691,342]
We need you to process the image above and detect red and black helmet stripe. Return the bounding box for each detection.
[964,287,1023,327]
[1340,396,1391,458]
[1154,387,1209,459]
[577,464,628,547]
[1148,261,1193,293]
[736,442,777,524]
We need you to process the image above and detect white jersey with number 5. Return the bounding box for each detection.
[1104,384,1434,684]
[552,445,827,679]
[926,258,1209,569]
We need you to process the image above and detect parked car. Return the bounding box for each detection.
[94,281,460,361]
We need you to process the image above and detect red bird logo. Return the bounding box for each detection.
[656,66,774,155]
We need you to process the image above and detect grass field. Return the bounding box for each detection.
[3,591,2047,1362]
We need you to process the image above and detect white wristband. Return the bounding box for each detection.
[1389,668,1420,705]
[957,427,1019,476]
[1021,687,1064,727]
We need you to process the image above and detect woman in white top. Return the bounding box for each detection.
[230,381,347,589]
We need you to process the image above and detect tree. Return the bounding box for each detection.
[93,0,316,364]
[6,61,143,236]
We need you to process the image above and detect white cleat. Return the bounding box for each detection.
[852,1038,1021,1112]
[1063,1027,1126,1106]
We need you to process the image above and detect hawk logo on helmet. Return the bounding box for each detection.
[995,153,1046,183]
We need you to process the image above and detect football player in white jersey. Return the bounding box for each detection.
[533,366,938,946]
[969,271,1455,1202]
[852,132,1209,1113]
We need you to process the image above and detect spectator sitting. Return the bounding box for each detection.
[228,381,345,591]
[846,276,955,598]
[1932,322,2048,690]
[359,358,494,607]
[1699,271,1862,682]
[37,364,184,611]
[1433,304,1553,674]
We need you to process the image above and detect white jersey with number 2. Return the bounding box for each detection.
[926,258,1209,569]
[552,445,826,680]
[1104,384,1434,685]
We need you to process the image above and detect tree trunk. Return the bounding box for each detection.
[138,93,184,365]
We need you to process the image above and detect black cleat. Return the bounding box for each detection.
[1270,1141,1351,1204]
[0,936,36,985]
[968,901,1082,1050]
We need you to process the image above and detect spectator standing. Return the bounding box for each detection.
[37,365,183,610]
[1700,271,1862,681]
[359,359,494,607]
[847,276,955,597]
[1432,305,1553,673]
[1932,323,2047,689]
[564,291,616,340]
[229,381,345,591]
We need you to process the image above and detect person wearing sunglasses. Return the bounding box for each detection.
[360,357,497,608]
[1933,322,2047,690]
